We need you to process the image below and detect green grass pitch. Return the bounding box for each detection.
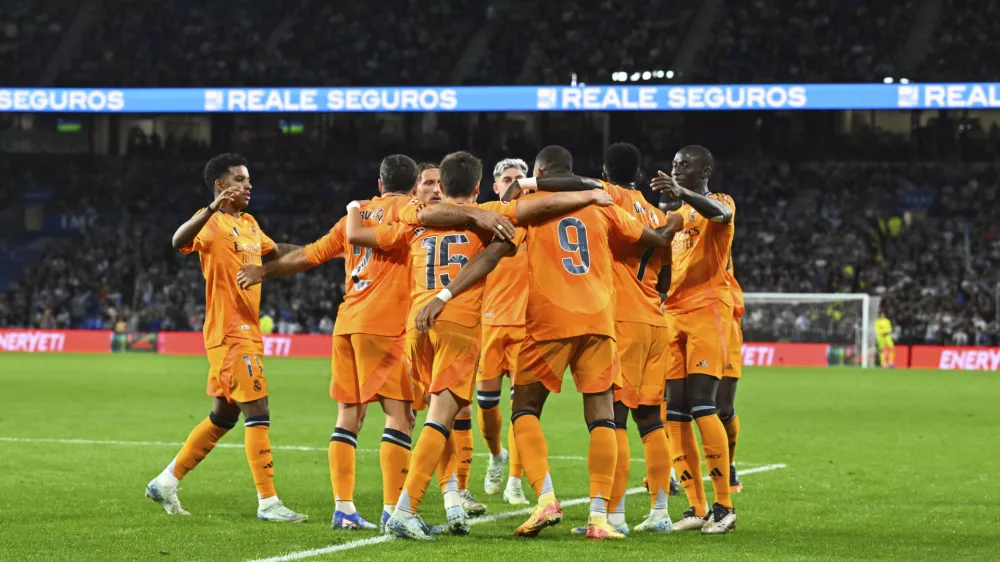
[1,353,998,561]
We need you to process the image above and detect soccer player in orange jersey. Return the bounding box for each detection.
[719,264,744,494]
[478,158,531,505]
[415,146,678,541]
[146,153,307,522]
[344,151,506,539]
[235,155,463,531]
[650,145,738,534]
[513,143,682,535]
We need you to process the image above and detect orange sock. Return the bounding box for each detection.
[722,413,740,465]
[512,411,553,499]
[666,405,707,516]
[692,401,732,509]
[244,416,276,499]
[437,432,459,493]
[171,413,234,479]
[608,426,630,521]
[454,415,473,490]
[508,397,523,478]
[587,420,617,516]
[380,429,411,507]
[640,423,672,512]
[328,427,357,504]
[477,391,503,455]
[397,421,450,515]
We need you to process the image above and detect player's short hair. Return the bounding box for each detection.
[680,145,715,170]
[439,151,482,198]
[203,153,248,191]
[492,158,529,179]
[534,145,573,174]
[416,162,439,179]
[380,154,419,194]
[604,142,642,186]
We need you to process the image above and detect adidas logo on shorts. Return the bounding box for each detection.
[697,360,709,368]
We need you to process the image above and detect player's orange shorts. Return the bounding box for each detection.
[478,324,525,381]
[515,333,622,394]
[723,317,743,379]
[206,337,267,403]
[614,321,670,408]
[330,333,414,405]
[665,301,733,380]
[405,321,480,404]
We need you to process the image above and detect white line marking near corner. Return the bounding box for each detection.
[1,436,763,467]
[246,464,788,562]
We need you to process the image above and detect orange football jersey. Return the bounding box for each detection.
[513,193,645,341]
[374,210,493,330]
[478,200,528,326]
[602,182,669,327]
[180,211,275,349]
[666,193,736,314]
[304,193,416,337]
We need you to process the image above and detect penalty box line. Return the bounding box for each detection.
[247,463,788,562]
[0,436,771,467]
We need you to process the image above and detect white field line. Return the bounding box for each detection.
[0,436,762,466]
[246,463,787,562]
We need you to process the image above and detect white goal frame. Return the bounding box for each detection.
[743,293,881,368]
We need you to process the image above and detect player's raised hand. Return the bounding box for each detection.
[415,298,446,333]
[237,264,265,289]
[650,171,686,199]
[589,189,614,207]
[210,186,243,212]
[471,208,516,241]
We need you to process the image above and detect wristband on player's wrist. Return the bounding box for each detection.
[519,177,537,189]
[436,288,453,303]
[346,201,361,211]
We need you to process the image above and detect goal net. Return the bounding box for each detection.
[742,293,882,368]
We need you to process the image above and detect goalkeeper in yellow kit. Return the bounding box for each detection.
[875,312,895,368]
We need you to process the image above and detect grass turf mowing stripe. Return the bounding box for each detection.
[246,464,787,562]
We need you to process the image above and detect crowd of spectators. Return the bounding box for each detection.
[4,1,995,86]
[2,134,998,349]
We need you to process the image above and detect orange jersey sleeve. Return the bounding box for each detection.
[403,218,492,330]
[304,217,347,265]
[395,198,426,226]
[608,190,668,326]
[520,195,643,341]
[478,201,527,326]
[666,193,736,314]
[181,211,269,349]
[334,194,415,337]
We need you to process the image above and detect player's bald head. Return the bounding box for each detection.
[379,154,419,194]
[678,145,714,170]
[534,145,573,177]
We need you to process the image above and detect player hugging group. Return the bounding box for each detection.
[144,141,745,541]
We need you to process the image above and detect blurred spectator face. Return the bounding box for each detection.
[493,166,526,196]
[414,167,442,204]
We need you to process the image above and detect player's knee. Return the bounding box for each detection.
[237,396,269,419]
[208,411,239,430]
[717,406,735,424]
[631,405,661,429]
[477,389,502,410]
[457,404,473,418]
[665,401,693,423]
[613,401,629,429]
[690,399,717,420]
[511,409,540,423]
[587,419,616,433]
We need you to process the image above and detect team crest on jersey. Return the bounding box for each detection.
[413,226,426,236]
[689,211,697,222]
